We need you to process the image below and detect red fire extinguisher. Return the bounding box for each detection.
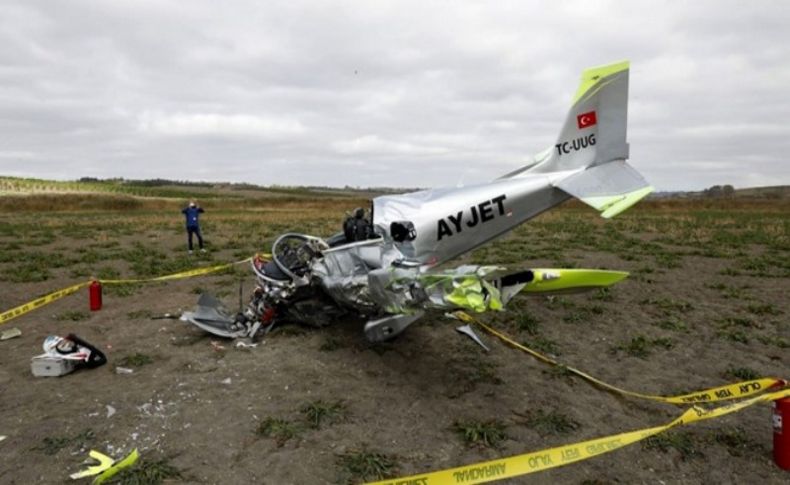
[775,397,790,470]
[89,280,102,311]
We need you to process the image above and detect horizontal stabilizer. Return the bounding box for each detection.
[555,160,653,218]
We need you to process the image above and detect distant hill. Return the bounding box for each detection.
[732,185,790,198]
[0,176,415,200]
[652,185,790,200]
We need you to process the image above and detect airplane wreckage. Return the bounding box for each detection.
[182,60,654,343]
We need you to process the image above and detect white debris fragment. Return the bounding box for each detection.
[106,405,116,418]
[115,367,134,375]
[0,328,21,341]
[221,378,232,385]
[235,341,258,349]
[0,436,6,442]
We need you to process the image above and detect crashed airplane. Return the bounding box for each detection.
[183,60,654,342]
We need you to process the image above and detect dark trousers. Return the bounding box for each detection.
[187,226,204,250]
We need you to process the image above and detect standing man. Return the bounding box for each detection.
[182,200,205,254]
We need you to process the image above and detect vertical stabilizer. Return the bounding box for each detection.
[504,61,631,177]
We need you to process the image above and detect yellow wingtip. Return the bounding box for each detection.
[573,60,630,104]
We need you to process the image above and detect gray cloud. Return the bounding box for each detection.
[0,0,788,190]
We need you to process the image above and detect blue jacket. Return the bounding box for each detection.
[182,206,204,228]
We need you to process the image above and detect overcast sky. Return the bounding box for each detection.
[1,1,788,190]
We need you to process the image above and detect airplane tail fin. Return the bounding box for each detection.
[503,60,653,218]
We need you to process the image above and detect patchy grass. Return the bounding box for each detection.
[452,419,508,448]
[590,287,614,302]
[718,316,761,329]
[745,303,782,316]
[543,365,576,383]
[96,266,120,280]
[562,311,587,324]
[319,336,343,352]
[611,336,674,359]
[723,366,760,381]
[545,296,576,310]
[640,297,693,316]
[516,409,579,436]
[711,427,763,457]
[32,429,95,455]
[301,400,349,429]
[105,456,183,485]
[126,309,153,320]
[54,310,90,321]
[523,336,561,356]
[758,335,789,349]
[445,354,502,398]
[104,283,142,297]
[3,261,52,282]
[717,329,750,344]
[514,311,540,334]
[643,431,701,460]
[336,448,397,484]
[653,317,687,331]
[256,417,301,447]
[117,353,154,367]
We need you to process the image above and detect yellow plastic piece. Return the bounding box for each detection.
[69,450,115,479]
[93,449,139,484]
[572,60,630,104]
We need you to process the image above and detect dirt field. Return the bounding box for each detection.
[0,198,788,484]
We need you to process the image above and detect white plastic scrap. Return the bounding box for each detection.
[0,328,21,341]
[234,341,258,349]
[106,405,116,418]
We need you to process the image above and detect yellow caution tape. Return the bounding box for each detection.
[454,311,785,404]
[101,258,250,284]
[369,312,789,483]
[368,387,790,485]
[0,281,90,325]
[0,258,252,326]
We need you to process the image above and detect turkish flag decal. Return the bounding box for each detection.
[577,111,597,129]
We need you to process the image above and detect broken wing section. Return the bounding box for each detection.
[554,160,653,218]
[368,266,629,315]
